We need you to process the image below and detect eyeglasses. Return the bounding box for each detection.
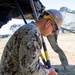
[51,22,58,33]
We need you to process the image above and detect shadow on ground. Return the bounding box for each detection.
[52,65,75,75]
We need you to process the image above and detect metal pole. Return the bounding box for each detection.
[30,0,51,68]
[30,0,38,21]
[42,37,51,68]
[14,0,27,24]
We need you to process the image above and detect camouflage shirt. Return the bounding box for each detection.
[0,22,48,75]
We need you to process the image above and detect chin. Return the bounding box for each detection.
[43,34,47,37]
[41,33,48,37]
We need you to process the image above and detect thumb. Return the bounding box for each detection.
[48,68,58,75]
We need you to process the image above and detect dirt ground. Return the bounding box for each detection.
[0,33,75,75]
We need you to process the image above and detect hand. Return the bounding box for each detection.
[48,68,58,75]
[40,64,48,69]
[39,63,48,69]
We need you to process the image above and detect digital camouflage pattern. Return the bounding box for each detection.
[47,34,69,70]
[0,23,48,75]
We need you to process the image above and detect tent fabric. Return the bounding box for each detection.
[0,0,45,28]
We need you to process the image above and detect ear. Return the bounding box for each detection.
[45,20,51,27]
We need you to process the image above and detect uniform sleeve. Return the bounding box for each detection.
[19,30,48,75]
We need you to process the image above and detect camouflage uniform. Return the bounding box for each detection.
[0,22,48,75]
[47,34,69,69]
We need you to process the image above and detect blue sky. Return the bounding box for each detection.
[0,0,75,34]
[41,0,75,10]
